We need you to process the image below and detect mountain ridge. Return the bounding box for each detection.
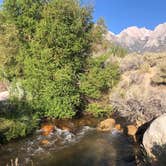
[106,23,166,53]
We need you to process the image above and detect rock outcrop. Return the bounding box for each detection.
[143,114,166,159]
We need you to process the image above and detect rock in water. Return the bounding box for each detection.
[115,124,123,131]
[97,118,116,132]
[41,139,49,145]
[126,125,137,141]
[41,124,54,136]
[143,114,166,159]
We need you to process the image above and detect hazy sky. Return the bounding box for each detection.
[1,0,166,34]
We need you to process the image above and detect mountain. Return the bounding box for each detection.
[106,23,166,53]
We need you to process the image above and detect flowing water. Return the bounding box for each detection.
[0,118,138,166]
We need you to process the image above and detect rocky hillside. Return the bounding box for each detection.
[110,52,166,125]
[106,23,166,53]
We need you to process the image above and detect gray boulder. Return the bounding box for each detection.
[143,114,166,159]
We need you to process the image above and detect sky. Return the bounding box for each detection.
[93,0,166,34]
[0,0,166,34]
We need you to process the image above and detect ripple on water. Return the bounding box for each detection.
[0,124,138,166]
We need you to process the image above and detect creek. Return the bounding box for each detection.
[0,117,141,166]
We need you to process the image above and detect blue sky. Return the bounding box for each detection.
[93,0,166,34]
[0,0,166,34]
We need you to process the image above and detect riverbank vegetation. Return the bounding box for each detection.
[0,0,125,142]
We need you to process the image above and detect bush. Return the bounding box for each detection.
[140,63,151,73]
[0,100,39,143]
[151,62,166,85]
[86,102,113,118]
[80,54,120,118]
[80,55,120,99]
[110,44,128,58]
[120,54,144,72]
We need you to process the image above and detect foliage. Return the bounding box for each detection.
[110,44,128,58]
[80,54,120,99]
[91,17,107,44]
[91,17,111,53]
[0,0,121,141]
[0,12,19,80]
[140,63,151,73]
[3,0,46,43]
[0,100,39,142]
[86,102,113,117]
[3,0,93,119]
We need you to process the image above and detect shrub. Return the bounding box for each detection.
[86,102,113,118]
[0,100,39,143]
[110,44,128,58]
[151,62,166,85]
[140,63,151,73]
[120,54,144,72]
[80,55,120,99]
[91,17,109,54]
[80,54,120,118]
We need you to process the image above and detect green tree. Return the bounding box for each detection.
[80,55,120,99]
[80,54,120,117]
[3,0,93,118]
[3,0,47,43]
[92,17,107,43]
[0,12,19,79]
[110,44,128,57]
[91,17,110,53]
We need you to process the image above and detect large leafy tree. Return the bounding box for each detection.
[3,0,93,118]
[0,12,19,78]
[3,0,47,43]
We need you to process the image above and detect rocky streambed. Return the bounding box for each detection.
[0,116,147,166]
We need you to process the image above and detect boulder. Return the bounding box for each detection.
[41,124,54,136]
[97,118,116,131]
[143,114,166,159]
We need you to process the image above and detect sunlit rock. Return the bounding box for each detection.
[115,124,123,132]
[126,125,137,141]
[41,124,54,136]
[97,118,116,132]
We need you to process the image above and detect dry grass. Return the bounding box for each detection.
[110,52,166,124]
[119,53,144,73]
[151,62,166,85]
